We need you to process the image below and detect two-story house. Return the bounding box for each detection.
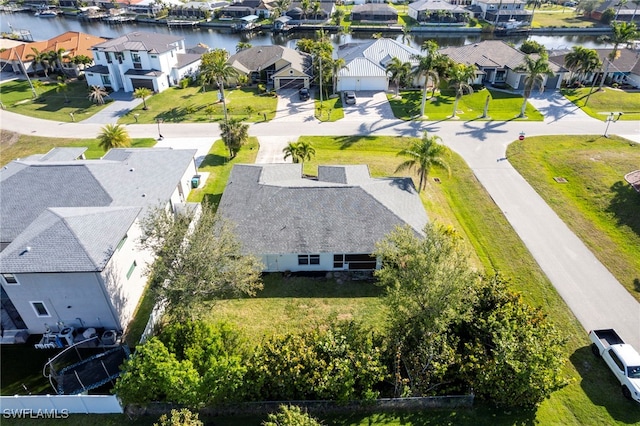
[0,147,198,342]
[85,31,202,93]
[472,0,531,25]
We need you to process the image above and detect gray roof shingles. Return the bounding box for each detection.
[218,164,428,255]
[92,31,184,54]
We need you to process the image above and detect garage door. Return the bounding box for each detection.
[131,78,155,90]
[277,78,305,89]
[337,77,387,92]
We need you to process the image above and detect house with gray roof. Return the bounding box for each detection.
[351,3,398,23]
[408,0,470,25]
[217,164,428,272]
[0,147,198,339]
[85,31,203,93]
[439,40,566,90]
[227,45,312,89]
[473,0,531,25]
[336,38,422,91]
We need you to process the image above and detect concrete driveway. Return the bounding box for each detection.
[79,90,143,124]
[341,91,395,121]
[273,89,316,122]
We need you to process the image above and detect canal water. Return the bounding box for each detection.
[1,12,609,52]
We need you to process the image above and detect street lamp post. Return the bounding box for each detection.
[603,112,623,138]
[157,118,164,140]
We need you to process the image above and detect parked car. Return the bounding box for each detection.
[343,91,356,105]
[589,329,640,403]
[563,1,577,6]
[299,88,310,101]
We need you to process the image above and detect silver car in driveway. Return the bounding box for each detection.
[343,91,356,105]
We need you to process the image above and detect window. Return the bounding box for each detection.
[298,254,320,265]
[101,75,111,85]
[126,261,137,279]
[608,349,625,371]
[334,254,344,269]
[1,273,18,284]
[115,52,124,64]
[106,52,112,64]
[131,52,141,63]
[95,52,100,60]
[31,302,50,317]
[116,234,128,251]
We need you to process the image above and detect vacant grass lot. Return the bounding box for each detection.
[562,87,640,120]
[388,88,544,121]
[0,130,156,167]
[527,4,599,28]
[118,86,278,124]
[0,80,111,122]
[507,135,640,302]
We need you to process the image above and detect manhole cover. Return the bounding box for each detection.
[553,177,568,183]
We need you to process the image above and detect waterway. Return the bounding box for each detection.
[1,11,610,52]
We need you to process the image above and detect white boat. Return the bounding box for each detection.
[35,9,58,17]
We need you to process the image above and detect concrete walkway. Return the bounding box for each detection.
[79,91,143,124]
[1,90,639,347]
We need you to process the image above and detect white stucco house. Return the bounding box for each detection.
[336,38,422,92]
[85,31,203,93]
[217,164,429,273]
[0,147,198,340]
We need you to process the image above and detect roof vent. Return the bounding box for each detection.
[130,168,135,172]
[141,193,146,197]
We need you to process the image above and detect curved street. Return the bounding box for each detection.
[1,91,639,348]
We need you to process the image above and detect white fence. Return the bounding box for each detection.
[139,301,165,344]
[0,394,123,415]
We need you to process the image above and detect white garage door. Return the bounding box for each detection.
[337,77,387,92]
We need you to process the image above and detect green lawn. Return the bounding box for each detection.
[118,86,278,124]
[527,4,600,28]
[0,80,111,122]
[562,87,640,121]
[187,137,259,204]
[0,130,156,167]
[315,96,345,122]
[507,135,640,302]
[388,88,544,121]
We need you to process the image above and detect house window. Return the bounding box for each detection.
[1,273,18,284]
[116,234,128,251]
[298,254,320,265]
[151,55,157,59]
[95,52,100,60]
[88,73,94,77]
[131,52,141,63]
[106,52,112,64]
[115,52,124,64]
[101,75,111,85]
[31,301,50,317]
[334,254,344,269]
[126,261,137,279]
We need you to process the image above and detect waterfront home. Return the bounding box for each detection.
[85,31,202,92]
[472,0,531,25]
[549,47,640,88]
[351,3,398,23]
[217,164,428,273]
[0,148,198,340]
[408,0,470,25]
[227,45,312,89]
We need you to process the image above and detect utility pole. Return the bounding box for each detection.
[319,55,323,104]
[16,51,37,99]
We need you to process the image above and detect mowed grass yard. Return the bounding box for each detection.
[118,86,278,124]
[527,4,600,28]
[388,88,544,121]
[562,87,640,120]
[0,80,111,122]
[507,135,640,302]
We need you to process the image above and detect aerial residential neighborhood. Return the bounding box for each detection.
[0,4,639,424]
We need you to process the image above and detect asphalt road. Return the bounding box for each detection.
[1,91,639,348]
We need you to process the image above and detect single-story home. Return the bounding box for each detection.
[590,0,639,22]
[351,3,398,23]
[336,38,422,92]
[0,147,198,340]
[549,47,640,88]
[408,0,470,24]
[217,164,429,273]
[285,1,334,22]
[226,45,312,89]
[439,40,567,90]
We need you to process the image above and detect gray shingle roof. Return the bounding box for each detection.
[352,3,398,14]
[218,164,428,255]
[92,31,184,54]
[409,0,468,12]
[227,45,312,76]
[0,207,141,273]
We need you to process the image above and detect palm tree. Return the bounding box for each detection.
[88,85,108,105]
[332,8,345,25]
[70,54,93,74]
[412,40,442,117]
[514,54,553,118]
[331,58,347,95]
[199,49,238,125]
[615,0,628,20]
[282,141,316,165]
[220,118,249,159]
[564,46,601,85]
[395,132,449,193]
[385,57,412,97]
[56,80,69,103]
[311,0,321,19]
[598,21,638,90]
[98,124,131,152]
[301,0,310,19]
[49,48,67,76]
[447,63,476,118]
[133,87,152,110]
[26,47,51,78]
[236,42,252,52]
[631,0,640,21]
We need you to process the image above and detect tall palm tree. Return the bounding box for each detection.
[49,48,67,76]
[514,54,553,118]
[220,118,249,159]
[395,132,450,193]
[447,63,476,118]
[311,0,321,19]
[385,57,412,97]
[98,124,131,152]
[564,46,601,84]
[412,40,442,117]
[199,49,238,125]
[70,54,93,74]
[26,47,51,78]
[301,0,310,19]
[631,0,640,21]
[133,87,152,110]
[598,21,638,90]
[282,141,316,165]
[332,8,345,25]
[331,58,347,95]
[88,85,108,105]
